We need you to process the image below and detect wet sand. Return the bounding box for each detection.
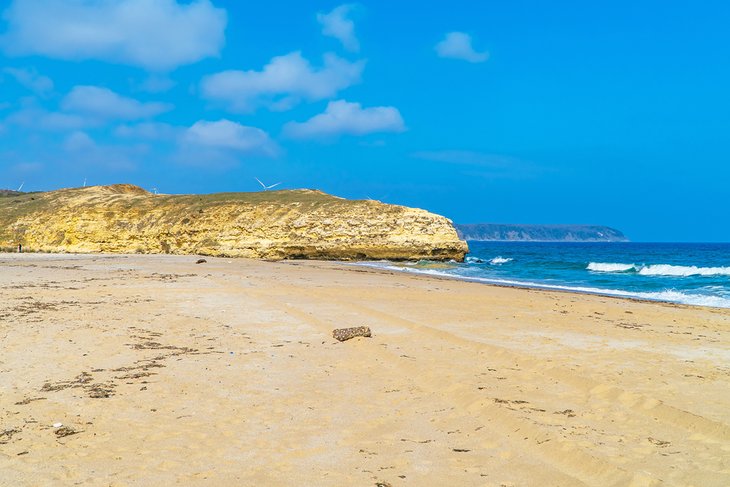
[1,253,729,486]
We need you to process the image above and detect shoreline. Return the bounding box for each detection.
[3,251,728,311]
[345,260,730,311]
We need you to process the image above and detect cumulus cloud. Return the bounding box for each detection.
[317,4,359,52]
[1,0,227,71]
[182,120,278,156]
[114,122,180,140]
[201,52,365,112]
[62,130,137,170]
[3,67,54,95]
[5,106,89,131]
[62,86,172,120]
[435,32,488,63]
[137,76,176,93]
[3,86,169,133]
[283,100,405,140]
[63,130,95,152]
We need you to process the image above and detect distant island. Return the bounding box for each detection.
[455,224,628,242]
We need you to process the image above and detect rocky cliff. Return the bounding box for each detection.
[456,223,628,242]
[0,184,468,261]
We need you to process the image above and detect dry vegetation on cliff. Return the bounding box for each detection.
[0,184,467,261]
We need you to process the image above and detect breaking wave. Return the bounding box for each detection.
[587,262,636,273]
[639,264,730,277]
[465,256,513,265]
[588,262,730,277]
[354,262,730,308]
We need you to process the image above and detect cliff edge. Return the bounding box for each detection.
[0,185,468,261]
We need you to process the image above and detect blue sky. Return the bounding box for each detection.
[1,1,729,241]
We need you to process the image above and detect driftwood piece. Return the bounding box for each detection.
[332,326,372,342]
[55,426,80,438]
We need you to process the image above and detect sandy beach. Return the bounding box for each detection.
[1,253,729,486]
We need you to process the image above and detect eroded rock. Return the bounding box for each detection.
[333,326,372,342]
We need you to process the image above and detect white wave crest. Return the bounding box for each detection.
[587,262,636,273]
[634,290,730,308]
[465,256,485,264]
[351,262,730,308]
[638,264,730,277]
[490,257,513,265]
[587,262,730,277]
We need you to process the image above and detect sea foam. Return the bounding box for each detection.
[587,262,636,272]
[587,262,730,277]
[638,264,730,277]
[356,262,730,308]
[464,256,514,265]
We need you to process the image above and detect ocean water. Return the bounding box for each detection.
[361,242,730,308]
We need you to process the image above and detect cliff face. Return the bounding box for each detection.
[0,184,468,261]
[456,224,628,242]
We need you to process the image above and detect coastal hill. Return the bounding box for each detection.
[0,184,468,261]
[456,223,628,242]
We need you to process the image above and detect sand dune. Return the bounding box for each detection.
[1,254,729,486]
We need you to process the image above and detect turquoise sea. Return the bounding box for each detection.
[362,242,730,308]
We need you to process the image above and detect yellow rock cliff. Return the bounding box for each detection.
[0,184,468,261]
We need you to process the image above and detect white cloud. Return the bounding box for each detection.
[5,106,89,131]
[38,112,89,130]
[4,86,169,132]
[283,100,405,140]
[201,52,365,112]
[182,120,278,156]
[63,130,95,152]
[1,0,227,71]
[3,67,54,95]
[435,32,488,63]
[317,4,359,52]
[137,76,176,93]
[114,122,179,140]
[62,86,172,120]
[62,130,137,170]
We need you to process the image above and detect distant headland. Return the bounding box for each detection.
[456,223,628,242]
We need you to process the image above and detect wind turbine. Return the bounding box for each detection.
[151,187,158,195]
[17,182,24,192]
[83,178,87,187]
[255,177,281,191]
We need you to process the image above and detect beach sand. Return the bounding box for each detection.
[1,253,728,486]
